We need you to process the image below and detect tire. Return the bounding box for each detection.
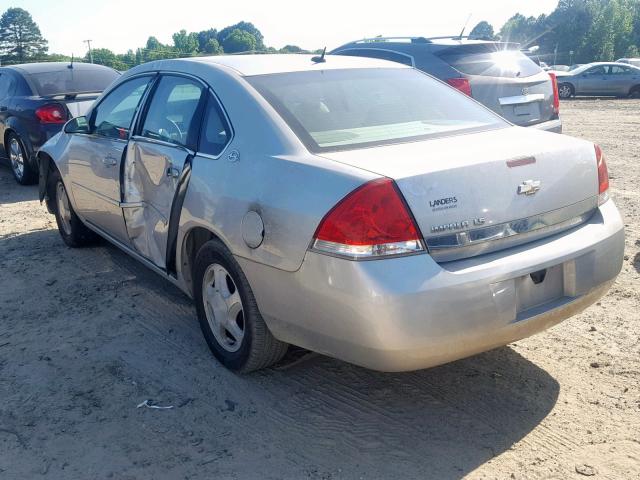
[629,86,640,98]
[50,169,99,247]
[194,239,288,373]
[5,132,37,185]
[558,83,574,99]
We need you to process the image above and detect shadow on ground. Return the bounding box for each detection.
[0,225,560,479]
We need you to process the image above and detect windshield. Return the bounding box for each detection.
[569,64,593,74]
[27,67,120,96]
[247,68,506,152]
[437,47,542,78]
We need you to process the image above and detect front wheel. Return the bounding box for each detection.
[629,86,640,98]
[194,239,288,373]
[558,83,574,99]
[50,170,99,247]
[6,132,37,185]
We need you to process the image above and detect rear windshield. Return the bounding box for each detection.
[27,67,120,96]
[247,68,506,153]
[438,45,543,78]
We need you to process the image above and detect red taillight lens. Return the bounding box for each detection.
[35,104,67,124]
[312,178,424,259]
[595,144,609,205]
[446,78,472,96]
[549,72,560,114]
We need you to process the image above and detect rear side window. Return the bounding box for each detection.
[248,68,506,153]
[27,67,120,96]
[198,93,231,156]
[140,76,205,149]
[438,46,542,78]
[336,48,414,67]
[93,76,152,139]
[0,73,15,100]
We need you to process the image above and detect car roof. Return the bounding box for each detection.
[5,62,117,75]
[185,53,409,76]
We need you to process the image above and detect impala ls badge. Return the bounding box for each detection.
[521,87,530,96]
[517,179,541,196]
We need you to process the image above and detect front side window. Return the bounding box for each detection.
[586,66,607,75]
[140,76,205,149]
[93,76,152,139]
[609,66,632,75]
[248,68,506,152]
[198,93,231,156]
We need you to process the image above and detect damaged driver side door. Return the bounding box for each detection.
[123,74,206,269]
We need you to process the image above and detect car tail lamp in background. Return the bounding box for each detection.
[549,72,560,115]
[35,104,67,124]
[446,78,473,97]
[595,144,609,205]
[312,178,425,259]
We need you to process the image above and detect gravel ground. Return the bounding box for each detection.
[0,99,638,480]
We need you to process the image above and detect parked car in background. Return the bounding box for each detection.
[0,62,120,184]
[38,54,623,373]
[616,58,640,67]
[332,36,562,133]
[555,62,640,98]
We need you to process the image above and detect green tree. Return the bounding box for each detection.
[626,44,640,57]
[87,47,116,66]
[172,29,198,55]
[203,38,223,54]
[0,7,48,63]
[469,21,495,39]
[217,22,264,50]
[220,28,257,53]
[197,29,218,51]
[279,44,307,53]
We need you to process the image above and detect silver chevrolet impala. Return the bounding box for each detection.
[38,55,624,373]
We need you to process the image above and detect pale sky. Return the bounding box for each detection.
[10,0,558,56]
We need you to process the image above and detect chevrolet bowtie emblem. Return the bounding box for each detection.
[517,180,541,195]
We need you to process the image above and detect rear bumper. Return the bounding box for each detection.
[529,117,563,133]
[239,200,623,372]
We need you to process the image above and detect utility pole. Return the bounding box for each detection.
[84,39,93,63]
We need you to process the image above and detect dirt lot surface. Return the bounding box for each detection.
[1,99,639,480]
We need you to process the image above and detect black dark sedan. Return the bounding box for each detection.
[0,62,120,184]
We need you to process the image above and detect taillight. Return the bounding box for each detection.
[446,78,472,97]
[312,178,424,259]
[595,144,609,205]
[549,72,560,115]
[35,104,67,124]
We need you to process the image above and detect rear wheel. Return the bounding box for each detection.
[6,132,37,185]
[558,83,574,99]
[194,239,288,373]
[629,86,640,98]
[50,170,99,247]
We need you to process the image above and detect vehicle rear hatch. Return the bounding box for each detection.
[319,127,599,262]
[435,43,557,127]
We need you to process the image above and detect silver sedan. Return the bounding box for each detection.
[38,55,624,372]
[556,62,640,98]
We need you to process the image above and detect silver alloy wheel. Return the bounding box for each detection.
[56,181,73,235]
[558,84,572,99]
[202,263,245,352]
[9,138,24,179]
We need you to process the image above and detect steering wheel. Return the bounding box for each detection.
[158,118,183,142]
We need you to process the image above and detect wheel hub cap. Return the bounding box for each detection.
[202,263,245,352]
[56,181,72,235]
[9,138,24,179]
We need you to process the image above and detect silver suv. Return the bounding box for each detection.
[332,36,562,133]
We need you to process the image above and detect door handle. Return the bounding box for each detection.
[102,155,117,167]
[166,166,180,178]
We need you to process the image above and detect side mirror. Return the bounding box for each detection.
[64,116,90,134]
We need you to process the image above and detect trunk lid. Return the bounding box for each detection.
[319,127,599,261]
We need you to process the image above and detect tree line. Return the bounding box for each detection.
[471,0,640,64]
[2,2,640,69]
